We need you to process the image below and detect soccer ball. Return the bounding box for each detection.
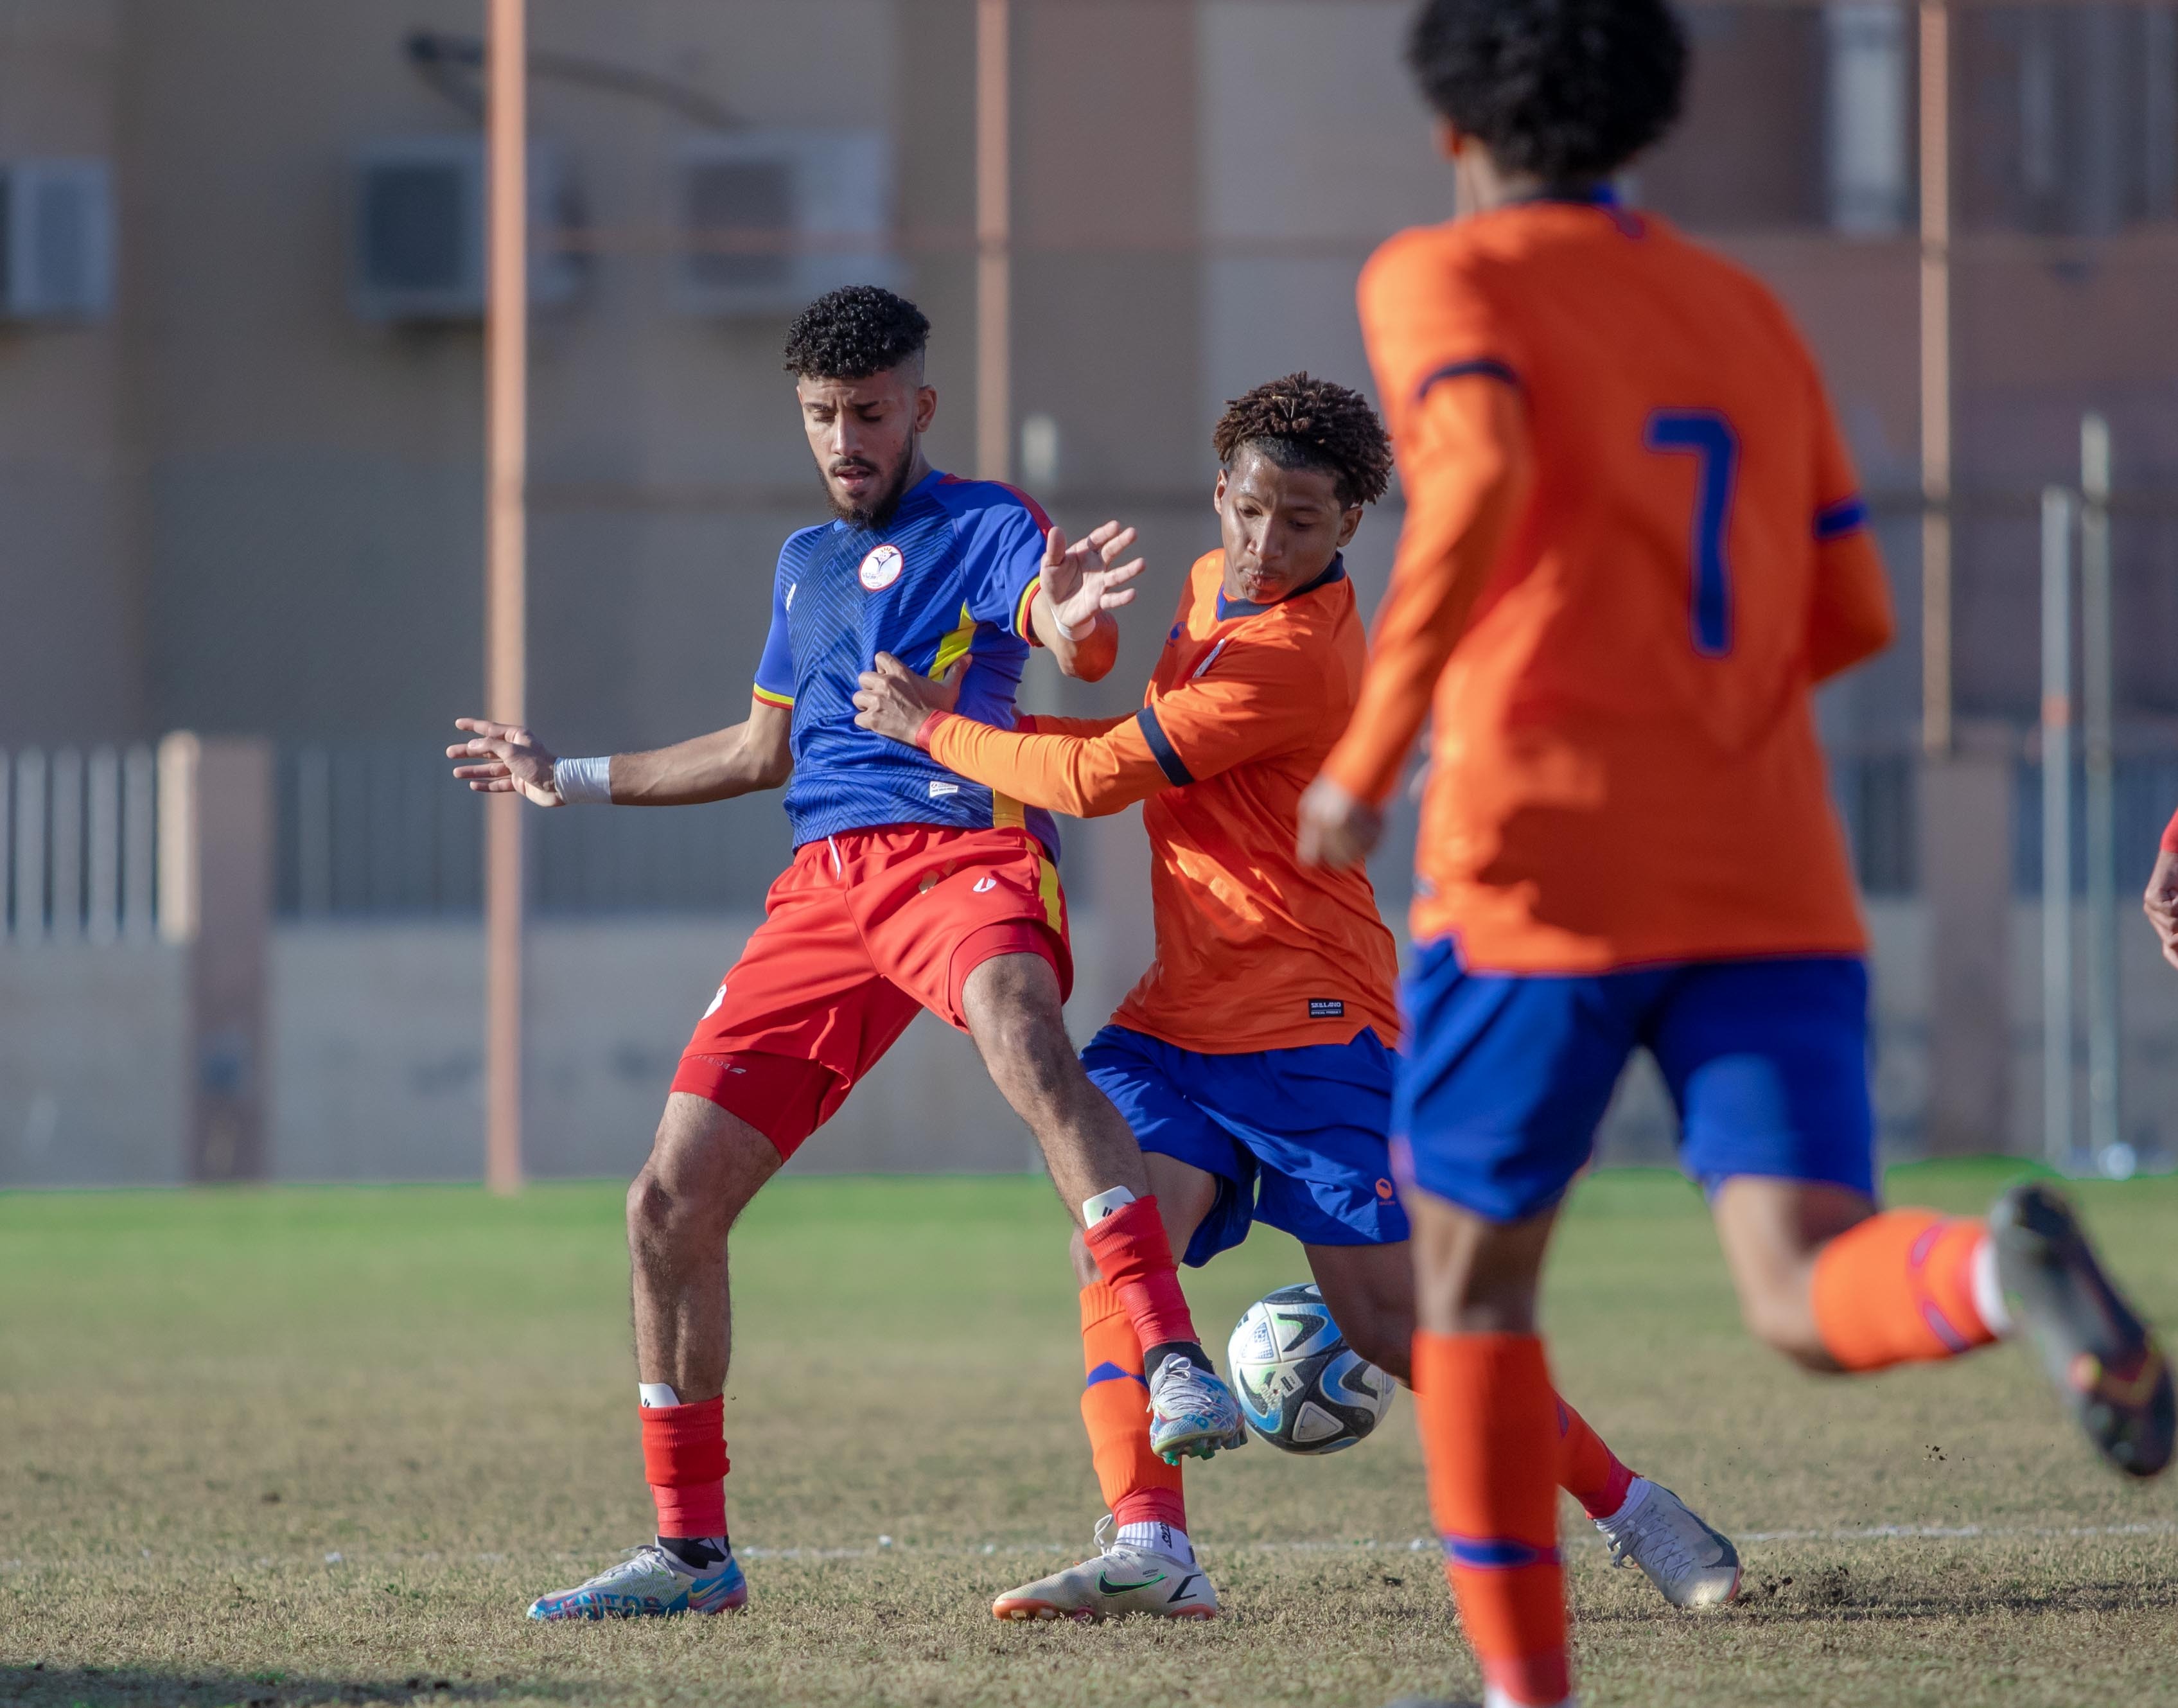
[1225,1282,1396,1455]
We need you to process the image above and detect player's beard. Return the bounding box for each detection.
[824,443,917,530]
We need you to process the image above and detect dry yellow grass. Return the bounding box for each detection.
[3,1163,2174,1706]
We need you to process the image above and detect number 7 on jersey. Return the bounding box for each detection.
[1644,409,1740,657]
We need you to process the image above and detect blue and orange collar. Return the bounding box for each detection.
[1215,553,1347,622]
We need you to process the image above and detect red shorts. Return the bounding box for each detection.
[671,824,1072,1158]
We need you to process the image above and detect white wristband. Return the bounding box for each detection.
[1060,608,1095,642]
[554,755,613,805]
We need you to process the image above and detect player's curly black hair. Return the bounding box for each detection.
[782,285,931,380]
[1405,0,1687,183]
[1211,373,1394,509]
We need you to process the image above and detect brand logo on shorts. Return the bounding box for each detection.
[1308,998,1346,1019]
[1376,1178,1396,1201]
[973,876,997,894]
[858,543,904,591]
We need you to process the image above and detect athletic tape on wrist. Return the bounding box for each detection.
[554,755,613,805]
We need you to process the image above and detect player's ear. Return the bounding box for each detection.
[913,384,937,435]
[1211,468,1229,517]
[1336,505,1364,548]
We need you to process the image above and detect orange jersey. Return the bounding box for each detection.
[923,549,1401,1052]
[1322,198,1895,974]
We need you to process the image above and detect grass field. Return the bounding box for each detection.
[3,1163,2175,1708]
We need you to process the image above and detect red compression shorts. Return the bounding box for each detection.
[671,824,1073,1158]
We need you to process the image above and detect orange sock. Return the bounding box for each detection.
[1414,1331,1570,1708]
[1556,1395,1636,1520]
[1811,1210,1999,1371]
[1078,1281,1186,1530]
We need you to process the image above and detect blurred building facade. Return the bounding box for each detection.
[4,1,2178,1180]
[4,2,2175,752]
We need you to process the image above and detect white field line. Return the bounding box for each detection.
[3,1520,2173,1576]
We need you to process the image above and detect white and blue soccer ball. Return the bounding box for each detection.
[1225,1282,1396,1455]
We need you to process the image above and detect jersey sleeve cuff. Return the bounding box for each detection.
[1814,494,1870,541]
[1015,576,1044,646]
[916,710,953,753]
[753,683,794,709]
[2161,806,2178,856]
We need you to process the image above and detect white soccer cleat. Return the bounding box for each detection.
[1595,1477,1740,1608]
[992,1520,1218,1623]
[525,1542,748,1620]
[1146,1357,1249,1464]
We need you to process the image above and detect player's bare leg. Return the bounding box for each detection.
[628,1093,783,1400]
[962,953,1244,1461]
[1714,1174,2172,1475]
[529,1094,777,1621]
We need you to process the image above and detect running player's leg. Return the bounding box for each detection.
[1409,1192,1570,1708]
[994,1149,1222,1623]
[1663,956,2172,1477]
[530,847,917,1619]
[852,825,1239,1456]
[1392,942,1666,1707]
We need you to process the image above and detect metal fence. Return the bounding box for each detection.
[0,745,159,942]
[7,737,2174,929]
[272,743,791,918]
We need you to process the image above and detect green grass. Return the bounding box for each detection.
[3,1164,2175,1707]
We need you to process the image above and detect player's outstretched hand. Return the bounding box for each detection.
[854,653,964,747]
[447,718,564,807]
[2143,848,2178,970]
[1296,775,1382,870]
[1041,520,1145,637]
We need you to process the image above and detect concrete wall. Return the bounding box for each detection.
[0,938,186,1184]
[10,896,2178,1187]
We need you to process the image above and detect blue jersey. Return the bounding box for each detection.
[753,469,1060,855]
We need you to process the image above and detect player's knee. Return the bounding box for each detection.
[974,1004,1079,1110]
[1737,1277,1831,1369]
[1340,1309,1412,1383]
[626,1165,673,1244]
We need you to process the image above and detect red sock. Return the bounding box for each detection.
[1080,1197,1200,1355]
[1414,1331,1571,1708]
[640,1397,728,1540]
[1077,1281,1186,1530]
[1811,1210,1999,1371]
[1556,1394,1637,1521]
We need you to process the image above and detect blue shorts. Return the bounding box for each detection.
[1394,942,1876,1224]
[1082,1024,1410,1266]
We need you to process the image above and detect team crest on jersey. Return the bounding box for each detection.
[858,543,904,591]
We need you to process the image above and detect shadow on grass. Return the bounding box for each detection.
[0,1666,579,1707]
[1579,1567,2178,1628]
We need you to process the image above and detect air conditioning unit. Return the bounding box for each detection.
[0,159,115,322]
[349,137,583,322]
[674,130,895,317]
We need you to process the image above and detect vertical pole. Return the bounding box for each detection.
[976,0,1012,484]
[484,0,527,1195]
[1919,0,1953,756]
[2041,488,2075,1172]
[2080,414,2120,1165]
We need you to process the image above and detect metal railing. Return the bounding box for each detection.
[274,743,791,918]
[0,745,159,944]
